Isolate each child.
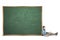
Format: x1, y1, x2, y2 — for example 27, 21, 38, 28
42, 26, 58, 36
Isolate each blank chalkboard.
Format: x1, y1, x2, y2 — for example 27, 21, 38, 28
3, 6, 42, 35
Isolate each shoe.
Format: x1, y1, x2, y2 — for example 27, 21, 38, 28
55, 32, 58, 35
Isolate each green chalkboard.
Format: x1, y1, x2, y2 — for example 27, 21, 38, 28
3, 6, 42, 35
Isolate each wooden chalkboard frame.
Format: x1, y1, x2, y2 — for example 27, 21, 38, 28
3, 6, 42, 36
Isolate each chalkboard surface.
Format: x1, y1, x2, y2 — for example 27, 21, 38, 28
3, 6, 42, 35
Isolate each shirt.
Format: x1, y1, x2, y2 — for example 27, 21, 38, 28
42, 29, 46, 36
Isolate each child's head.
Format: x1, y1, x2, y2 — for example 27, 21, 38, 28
43, 26, 45, 28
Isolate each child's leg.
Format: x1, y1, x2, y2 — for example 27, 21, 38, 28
46, 32, 58, 36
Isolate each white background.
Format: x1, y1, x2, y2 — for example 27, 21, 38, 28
0, 0, 60, 40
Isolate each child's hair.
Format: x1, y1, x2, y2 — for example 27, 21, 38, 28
43, 26, 45, 28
